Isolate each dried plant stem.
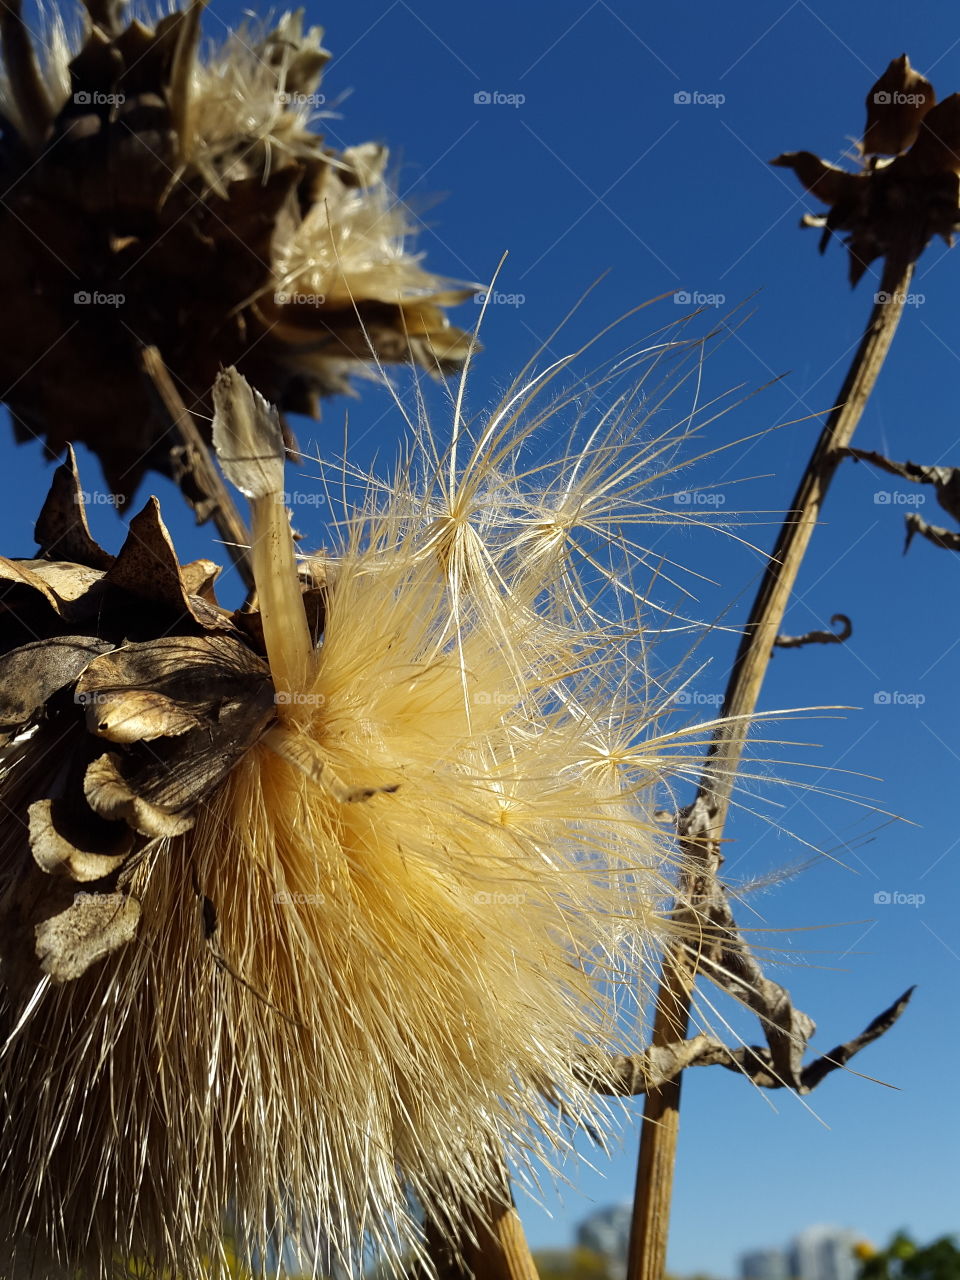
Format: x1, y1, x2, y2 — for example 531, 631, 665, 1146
627, 253, 915, 1280
139, 346, 255, 591
425, 1152, 540, 1280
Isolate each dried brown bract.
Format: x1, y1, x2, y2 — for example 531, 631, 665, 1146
0, 0, 472, 506
772, 54, 960, 282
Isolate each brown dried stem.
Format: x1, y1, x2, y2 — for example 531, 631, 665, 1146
581, 985, 914, 1095
424, 1149, 541, 1280
626, 252, 915, 1280
139, 346, 254, 591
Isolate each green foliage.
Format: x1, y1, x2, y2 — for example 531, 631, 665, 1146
858, 1232, 960, 1280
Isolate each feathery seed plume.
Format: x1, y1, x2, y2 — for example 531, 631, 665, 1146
0, 334, 722, 1277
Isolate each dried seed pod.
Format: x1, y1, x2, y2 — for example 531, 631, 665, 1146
0, 355, 713, 1278
0, 1, 472, 510
772, 54, 960, 282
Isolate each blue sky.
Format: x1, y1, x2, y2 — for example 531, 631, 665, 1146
3, 1, 960, 1276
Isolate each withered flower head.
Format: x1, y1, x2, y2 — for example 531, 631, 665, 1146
0, 0, 472, 506
0, 351, 717, 1277
772, 54, 960, 282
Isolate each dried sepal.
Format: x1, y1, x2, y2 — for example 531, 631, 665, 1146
28, 799, 132, 882
863, 54, 935, 156
101, 498, 233, 631
0, 637, 111, 744
33, 446, 114, 570
0, 469, 282, 1005
905, 94, 960, 176
771, 151, 866, 204
773, 55, 960, 280
34, 889, 141, 983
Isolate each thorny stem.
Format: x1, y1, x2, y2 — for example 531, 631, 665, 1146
627, 254, 916, 1280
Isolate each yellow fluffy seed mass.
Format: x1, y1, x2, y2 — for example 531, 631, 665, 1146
0, 337, 722, 1278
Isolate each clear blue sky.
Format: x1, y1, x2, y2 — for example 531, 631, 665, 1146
2, 1, 959, 1276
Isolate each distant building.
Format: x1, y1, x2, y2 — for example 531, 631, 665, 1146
576, 1205, 632, 1280
740, 1248, 789, 1280
788, 1226, 861, 1280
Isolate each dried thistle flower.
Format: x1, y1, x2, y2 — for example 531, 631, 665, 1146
0, 0, 471, 507
0, 343, 717, 1278
772, 54, 960, 282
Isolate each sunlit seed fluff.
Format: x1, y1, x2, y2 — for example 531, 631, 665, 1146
0, 338, 721, 1279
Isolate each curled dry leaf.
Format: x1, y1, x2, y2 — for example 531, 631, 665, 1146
774, 613, 853, 650
844, 446, 960, 552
